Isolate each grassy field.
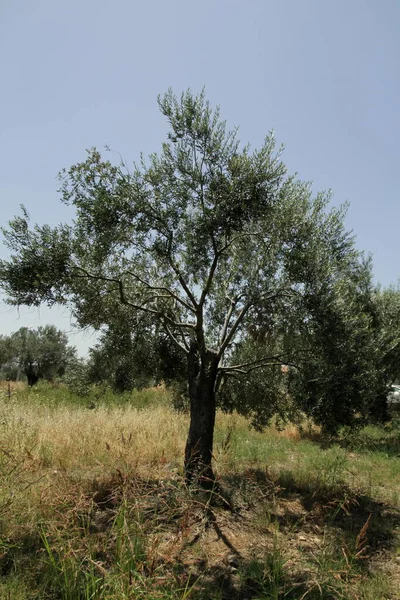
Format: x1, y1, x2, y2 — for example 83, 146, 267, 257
0, 382, 399, 599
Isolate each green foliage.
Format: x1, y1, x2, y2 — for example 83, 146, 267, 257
368, 285, 400, 420
0, 325, 76, 385
62, 356, 92, 396
287, 259, 386, 432
290, 280, 400, 430
0, 87, 392, 439
41, 529, 104, 600
86, 309, 186, 393
0, 334, 17, 379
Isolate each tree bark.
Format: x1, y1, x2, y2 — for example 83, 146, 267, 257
184, 342, 219, 486
26, 369, 39, 386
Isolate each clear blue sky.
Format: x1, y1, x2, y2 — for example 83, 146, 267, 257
1, 0, 399, 355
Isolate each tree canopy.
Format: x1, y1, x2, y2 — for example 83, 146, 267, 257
0, 325, 76, 385
85, 309, 186, 393
0, 89, 386, 481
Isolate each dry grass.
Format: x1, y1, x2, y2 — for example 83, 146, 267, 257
6, 402, 188, 475
0, 392, 259, 475
0, 387, 399, 599
0, 379, 26, 391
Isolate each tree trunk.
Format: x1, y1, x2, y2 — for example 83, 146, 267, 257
184, 342, 219, 486
26, 367, 39, 386
27, 373, 39, 387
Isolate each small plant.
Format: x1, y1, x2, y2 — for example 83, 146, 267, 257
111, 498, 147, 580
0, 444, 40, 518
41, 529, 104, 600
341, 513, 371, 572
239, 531, 290, 599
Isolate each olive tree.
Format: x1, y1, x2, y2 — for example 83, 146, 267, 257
0, 325, 75, 385
86, 309, 185, 392
0, 89, 366, 482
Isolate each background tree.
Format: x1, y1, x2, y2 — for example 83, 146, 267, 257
0, 334, 18, 381
0, 325, 76, 386
86, 309, 186, 393
217, 255, 387, 434
285, 258, 387, 431
365, 284, 400, 420
371, 285, 400, 381
0, 89, 375, 482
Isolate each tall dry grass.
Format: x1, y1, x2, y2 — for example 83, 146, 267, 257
0, 390, 312, 479
0, 387, 399, 599
1, 400, 185, 478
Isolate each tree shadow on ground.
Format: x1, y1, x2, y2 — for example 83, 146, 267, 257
222, 467, 400, 558
91, 467, 400, 562
298, 423, 400, 458
183, 561, 316, 600
339, 432, 400, 458
88, 471, 344, 598
3, 467, 396, 600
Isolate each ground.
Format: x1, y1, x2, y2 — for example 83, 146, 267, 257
0, 381, 399, 599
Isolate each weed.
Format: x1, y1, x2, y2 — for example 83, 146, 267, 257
41, 529, 104, 600
239, 531, 292, 599
0, 383, 399, 599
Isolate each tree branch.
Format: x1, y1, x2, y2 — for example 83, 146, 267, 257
217, 286, 301, 359
219, 356, 300, 375
219, 296, 240, 346
217, 301, 252, 359
167, 258, 198, 309
73, 267, 196, 331
199, 250, 220, 308
164, 323, 189, 355
220, 354, 284, 372
125, 270, 196, 314
219, 231, 265, 254
179, 329, 190, 352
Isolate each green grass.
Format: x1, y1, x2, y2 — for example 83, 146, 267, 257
2, 379, 171, 410
0, 382, 399, 599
